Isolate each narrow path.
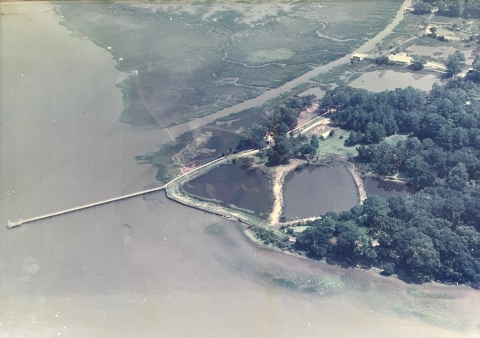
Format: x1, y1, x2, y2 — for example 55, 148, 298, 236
7, 184, 167, 228
7, 148, 259, 229
269, 160, 302, 225
347, 163, 367, 204
163, 0, 412, 141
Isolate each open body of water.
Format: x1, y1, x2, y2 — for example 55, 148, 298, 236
350, 70, 439, 92
283, 164, 359, 219
2, 2, 480, 338
183, 163, 272, 216
363, 177, 416, 199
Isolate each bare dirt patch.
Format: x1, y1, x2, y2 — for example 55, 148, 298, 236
304, 117, 332, 137
347, 162, 367, 204
269, 159, 303, 226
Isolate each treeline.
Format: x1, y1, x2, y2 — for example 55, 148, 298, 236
293, 193, 480, 286
324, 78, 480, 148
323, 84, 425, 145
236, 94, 319, 165
353, 79, 480, 188
284, 79, 480, 286
413, 0, 480, 18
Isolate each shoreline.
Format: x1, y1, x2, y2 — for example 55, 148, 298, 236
239, 219, 476, 290
268, 159, 304, 226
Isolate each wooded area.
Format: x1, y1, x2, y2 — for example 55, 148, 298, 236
287, 76, 480, 287
413, 0, 480, 18
236, 95, 319, 165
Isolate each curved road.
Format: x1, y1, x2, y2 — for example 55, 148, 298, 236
162, 0, 412, 141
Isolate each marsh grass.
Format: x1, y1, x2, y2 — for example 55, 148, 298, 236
57, 1, 400, 128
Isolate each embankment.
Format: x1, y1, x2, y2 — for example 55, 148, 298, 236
347, 162, 367, 204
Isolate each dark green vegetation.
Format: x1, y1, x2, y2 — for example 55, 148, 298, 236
56, 1, 400, 127
414, 0, 480, 19
410, 55, 427, 70
250, 225, 290, 249
445, 50, 466, 78
237, 95, 321, 165
286, 77, 480, 287
375, 55, 394, 66
324, 83, 424, 146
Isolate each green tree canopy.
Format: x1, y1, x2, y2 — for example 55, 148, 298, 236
445, 50, 466, 77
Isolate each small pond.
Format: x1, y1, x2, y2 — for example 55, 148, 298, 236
183, 162, 272, 216
362, 177, 415, 199
283, 164, 359, 219
349, 70, 439, 92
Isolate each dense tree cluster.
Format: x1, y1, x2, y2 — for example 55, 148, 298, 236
414, 0, 480, 18
466, 53, 480, 82
323, 83, 425, 145
354, 80, 480, 181
413, 1, 434, 15
236, 95, 319, 164
294, 194, 480, 285
250, 225, 291, 249
410, 55, 427, 71
285, 79, 480, 286
445, 50, 466, 78
375, 55, 393, 66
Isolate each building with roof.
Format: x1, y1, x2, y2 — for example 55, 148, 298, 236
388, 54, 412, 65
351, 53, 371, 62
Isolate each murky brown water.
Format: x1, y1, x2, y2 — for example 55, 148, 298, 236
183, 163, 272, 216
2, 3, 480, 337
283, 164, 359, 219
363, 177, 416, 199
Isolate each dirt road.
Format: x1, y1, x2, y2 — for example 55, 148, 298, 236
269, 160, 302, 225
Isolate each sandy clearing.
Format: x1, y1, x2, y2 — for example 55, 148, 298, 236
347, 162, 367, 204
281, 216, 322, 226
268, 159, 303, 226
298, 117, 331, 135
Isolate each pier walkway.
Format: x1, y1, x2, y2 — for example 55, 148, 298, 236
6, 150, 251, 229
7, 185, 167, 228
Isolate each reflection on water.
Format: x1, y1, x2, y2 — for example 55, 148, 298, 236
350, 70, 439, 92
363, 177, 416, 199
283, 164, 358, 219
183, 162, 272, 216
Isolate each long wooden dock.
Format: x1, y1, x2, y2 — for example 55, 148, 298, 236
6, 147, 256, 229
7, 185, 167, 228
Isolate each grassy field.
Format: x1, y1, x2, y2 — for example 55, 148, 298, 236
57, 1, 401, 128
316, 129, 358, 158
313, 131, 408, 160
